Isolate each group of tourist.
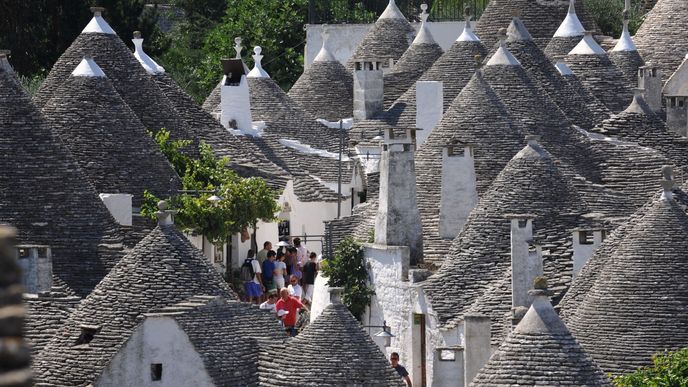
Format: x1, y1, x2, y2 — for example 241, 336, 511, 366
241, 238, 320, 336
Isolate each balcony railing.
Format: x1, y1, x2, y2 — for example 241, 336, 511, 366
307, 0, 489, 24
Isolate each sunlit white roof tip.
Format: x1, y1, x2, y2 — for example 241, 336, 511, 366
569, 33, 606, 55
379, 0, 406, 20
132, 35, 165, 74
554, 0, 585, 37
554, 60, 573, 75
612, 21, 637, 52
486, 46, 521, 66
507, 17, 533, 41
314, 28, 337, 62
413, 5, 436, 45
457, 18, 480, 42
71, 57, 106, 77
82, 8, 116, 35
247, 46, 270, 78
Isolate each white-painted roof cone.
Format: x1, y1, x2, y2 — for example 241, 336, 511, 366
554, 0, 585, 38
412, 4, 436, 45
132, 32, 165, 75
612, 13, 637, 52
314, 26, 337, 62
379, 0, 406, 20
569, 32, 606, 55
457, 8, 480, 42
247, 46, 270, 78
487, 31, 520, 66
71, 56, 106, 77
82, 7, 116, 35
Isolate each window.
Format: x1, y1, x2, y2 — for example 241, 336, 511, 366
75, 326, 100, 345
679, 98, 685, 108
17, 248, 29, 259
578, 231, 594, 245
150, 364, 163, 381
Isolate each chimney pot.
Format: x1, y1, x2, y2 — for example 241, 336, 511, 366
328, 287, 344, 304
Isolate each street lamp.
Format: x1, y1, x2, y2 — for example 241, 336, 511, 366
367, 320, 395, 347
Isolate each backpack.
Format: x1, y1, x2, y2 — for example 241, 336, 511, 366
240, 258, 255, 282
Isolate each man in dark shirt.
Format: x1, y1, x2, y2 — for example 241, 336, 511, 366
391, 352, 412, 387
302, 252, 318, 301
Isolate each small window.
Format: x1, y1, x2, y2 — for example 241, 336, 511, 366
671, 97, 677, 107
17, 248, 30, 259
679, 99, 685, 108
151, 364, 163, 381
578, 231, 594, 245
75, 326, 100, 345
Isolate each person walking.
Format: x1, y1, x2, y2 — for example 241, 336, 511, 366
260, 291, 278, 313
240, 249, 264, 304
257, 241, 272, 264
262, 250, 276, 292
302, 252, 319, 302
287, 275, 303, 301
274, 252, 287, 290
391, 352, 412, 387
275, 288, 307, 337
293, 237, 308, 269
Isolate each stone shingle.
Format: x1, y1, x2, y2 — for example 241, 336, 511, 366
32, 222, 235, 386
0, 55, 124, 297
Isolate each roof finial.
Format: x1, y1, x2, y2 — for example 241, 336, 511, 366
0, 49, 10, 57
314, 25, 337, 62
156, 200, 177, 226
660, 166, 675, 201
529, 276, 554, 297
247, 46, 270, 78
474, 54, 483, 68
234, 37, 243, 59
90, 6, 105, 16
132, 32, 165, 74
379, 0, 405, 20
613, 9, 637, 52
457, 6, 479, 42
498, 27, 508, 47
329, 287, 344, 304
526, 134, 541, 146
510, 8, 522, 18
568, 0, 577, 14
420, 3, 429, 23
72, 55, 106, 77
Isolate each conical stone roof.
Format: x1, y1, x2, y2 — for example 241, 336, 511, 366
41, 57, 180, 205
562, 185, 688, 375
544, 0, 587, 60
475, 0, 597, 48
565, 34, 634, 113
267, 296, 404, 386
501, 16, 606, 129
422, 140, 592, 328
288, 30, 354, 121
470, 283, 610, 386
346, 0, 415, 69
349, 20, 487, 144
32, 212, 235, 386
33, 8, 193, 143
0, 53, 124, 297
382, 11, 443, 107
609, 18, 644, 89
634, 0, 688, 82
415, 71, 525, 264
555, 60, 613, 120
591, 91, 688, 169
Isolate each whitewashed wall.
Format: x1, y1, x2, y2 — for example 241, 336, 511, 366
97, 318, 213, 386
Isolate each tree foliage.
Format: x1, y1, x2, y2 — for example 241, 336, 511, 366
321, 237, 375, 320
142, 129, 279, 245
583, 0, 646, 37
614, 348, 688, 387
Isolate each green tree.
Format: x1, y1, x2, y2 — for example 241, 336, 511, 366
584, 0, 646, 37
321, 236, 375, 320
614, 348, 688, 387
142, 129, 279, 246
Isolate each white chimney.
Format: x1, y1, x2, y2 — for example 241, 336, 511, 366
16, 245, 52, 294
99, 193, 133, 226
638, 65, 663, 112
439, 143, 478, 239
353, 61, 384, 121
572, 228, 605, 277
463, 314, 492, 387
220, 57, 252, 131
132, 31, 165, 75
507, 215, 543, 309
375, 128, 424, 264
415, 81, 443, 145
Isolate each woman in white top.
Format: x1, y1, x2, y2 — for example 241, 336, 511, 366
273, 253, 287, 290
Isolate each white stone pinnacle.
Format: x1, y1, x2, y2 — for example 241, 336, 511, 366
379, 0, 406, 20
314, 27, 337, 62
234, 37, 243, 59
132, 36, 165, 75
569, 33, 606, 55
612, 19, 637, 52
247, 46, 270, 78
82, 10, 116, 35
554, 0, 585, 38
71, 56, 106, 77
457, 16, 479, 41
412, 5, 436, 45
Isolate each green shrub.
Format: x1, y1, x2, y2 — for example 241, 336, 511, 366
614, 347, 688, 387
584, 0, 646, 37
321, 236, 375, 320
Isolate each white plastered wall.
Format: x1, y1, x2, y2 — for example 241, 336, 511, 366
97, 317, 214, 387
